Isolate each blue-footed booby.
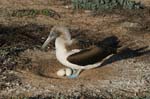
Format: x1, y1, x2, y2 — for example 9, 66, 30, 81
42, 26, 125, 78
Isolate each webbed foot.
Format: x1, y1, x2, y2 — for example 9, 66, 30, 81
67, 69, 82, 79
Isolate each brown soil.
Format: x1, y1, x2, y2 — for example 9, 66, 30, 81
0, 0, 150, 98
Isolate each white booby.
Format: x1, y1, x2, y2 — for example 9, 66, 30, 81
42, 26, 125, 78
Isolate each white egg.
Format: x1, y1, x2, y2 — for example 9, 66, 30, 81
65, 68, 73, 76
56, 69, 66, 77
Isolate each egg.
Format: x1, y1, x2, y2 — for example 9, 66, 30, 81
56, 69, 66, 77
65, 68, 73, 76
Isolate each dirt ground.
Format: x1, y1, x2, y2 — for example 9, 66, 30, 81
0, 0, 150, 98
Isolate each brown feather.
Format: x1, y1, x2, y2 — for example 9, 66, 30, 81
67, 45, 116, 66
66, 36, 122, 66
66, 38, 97, 51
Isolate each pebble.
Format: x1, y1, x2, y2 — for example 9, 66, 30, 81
121, 22, 141, 28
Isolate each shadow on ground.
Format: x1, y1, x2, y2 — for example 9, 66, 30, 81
102, 46, 150, 66
0, 24, 52, 48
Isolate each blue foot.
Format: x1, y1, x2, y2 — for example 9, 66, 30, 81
67, 69, 82, 79
67, 74, 78, 79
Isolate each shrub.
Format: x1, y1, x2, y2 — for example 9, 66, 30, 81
71, 0, 143, 10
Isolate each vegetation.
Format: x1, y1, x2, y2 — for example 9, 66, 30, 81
71, 0, 143, 10
9, 96, 150, 99
11, 9, 60, 18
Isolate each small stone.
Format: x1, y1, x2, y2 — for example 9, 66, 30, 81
121, 22, 141, 28
65, 5, 72, 9
41, 37, 45, 40
65, 6, 69, 9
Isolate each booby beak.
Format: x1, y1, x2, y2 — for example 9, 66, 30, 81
41, 31, 57, 50
41, 36, 54, 49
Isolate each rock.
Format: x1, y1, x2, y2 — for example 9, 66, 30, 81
121, 22, 141, 28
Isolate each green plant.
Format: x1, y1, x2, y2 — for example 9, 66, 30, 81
11, 9, 58, 17
71, 0, 143, 10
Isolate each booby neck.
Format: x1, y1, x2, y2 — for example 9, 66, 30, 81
55, 37, 67, 52
55, 36, 73, 54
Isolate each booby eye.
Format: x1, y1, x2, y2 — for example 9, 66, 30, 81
49, 32, 58, 38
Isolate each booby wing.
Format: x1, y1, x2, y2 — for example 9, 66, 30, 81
67, 45, 116, 66
66, 38, 97, 51
66, 36, 135, 67
65, 36, 120, 66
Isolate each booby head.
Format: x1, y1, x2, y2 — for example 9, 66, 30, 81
42, 26, 72, 49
